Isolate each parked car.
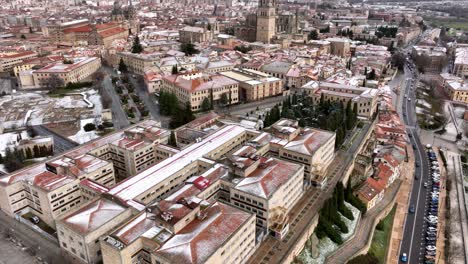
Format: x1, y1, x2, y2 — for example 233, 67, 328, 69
401, 253, 408, 262
30, 216, 40, 224
426, 245, 437, 251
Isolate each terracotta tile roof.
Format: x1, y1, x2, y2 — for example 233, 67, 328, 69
234, 157, 302, 198
33, 171, 74, 191
63, 25, 92, 34
154, 202, 252, 264
99, 27, 127, 38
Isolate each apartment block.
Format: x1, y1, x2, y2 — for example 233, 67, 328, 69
454, 46, 468, 78
439, 73, 468, 103
101, 166, 256, 264
301, 81, 379, 119
220, 146, 304, 239
0, 120, 166, 229
19, 57, 102, 89
0, 50, 37, 73
88, 124, 170, 180
270, 119, 335, 187
412, 46, 447, 72
115, 52, 162, 75
161, 72, 239, 111
0, 153, 116, 229
220, 68, 282, 102
57, 198, 134, 263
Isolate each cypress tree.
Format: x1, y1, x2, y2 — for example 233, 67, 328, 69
168, 131, 177, 147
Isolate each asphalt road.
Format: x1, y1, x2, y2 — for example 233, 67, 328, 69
398, 62, 431, 263
102, 75, 130, 130
127, 75, 161, 122
0, 211, 64, 264
32, 125, 78, 154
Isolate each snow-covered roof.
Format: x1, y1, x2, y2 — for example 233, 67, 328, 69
283, 128, 335, 156
61, 199, 127, 234
108, 125, 246, 201
154, 202, 252, 263
232, 157, 302, 199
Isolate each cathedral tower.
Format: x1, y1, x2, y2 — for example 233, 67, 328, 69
256, 0, 277, 43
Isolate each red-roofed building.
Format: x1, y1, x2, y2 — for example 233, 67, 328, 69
57, 198, 133, 264
161, 72, 239, 111
221, 154, 304, 239
0, 50, 37, 72
102, 202, 256, 264
49, 21, 128, 48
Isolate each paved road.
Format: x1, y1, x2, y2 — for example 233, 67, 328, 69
398, 62, 431, 264
247, 121, 372, 264
32, 125, 78, 154
102, 75, 130, 130
127, 75, 161, 122
0, 211, 64, 264
326, 180, 401, 263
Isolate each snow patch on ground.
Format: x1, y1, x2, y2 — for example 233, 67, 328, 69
54, 96, 88, 109
417, 99, 431, 109
68, 118, 99, 144
86, 90, 103, 116
340, 202, 361, 241
416, 107, 427, 114
297, 202, 361, 264
0, 164, 6, 174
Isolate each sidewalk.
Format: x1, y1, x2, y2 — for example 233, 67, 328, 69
326, 180, 401, 263
435, 148, 447, 264
387, 145, 416, 263
445, 151, 468, 264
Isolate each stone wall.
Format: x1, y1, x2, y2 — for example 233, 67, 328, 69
280, 214, 319, 264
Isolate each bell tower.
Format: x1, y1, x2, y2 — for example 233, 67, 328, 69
256, 0, 277, 43
127, 0, 139, 35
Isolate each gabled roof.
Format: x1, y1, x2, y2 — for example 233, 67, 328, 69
234, 157, 302, 199
154, 202, 251, 264
283, 128, 334, 156
62, 199, 127, 234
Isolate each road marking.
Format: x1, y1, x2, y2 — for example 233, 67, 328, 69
401, 68, 426, 264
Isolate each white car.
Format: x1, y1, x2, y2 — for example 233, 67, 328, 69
426, 245, 436, 251
407, 98, 412, 101
428, 227, 437, 232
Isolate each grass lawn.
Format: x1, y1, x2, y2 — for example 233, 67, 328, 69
21, 212, 56, 236
368, 205, 397, 263
424, 16, 468, 31
47, 87, 75, 97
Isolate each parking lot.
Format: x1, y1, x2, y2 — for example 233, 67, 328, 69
417, 146, 440, 264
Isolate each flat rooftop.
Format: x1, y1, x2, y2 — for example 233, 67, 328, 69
108, 125, 246, 201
